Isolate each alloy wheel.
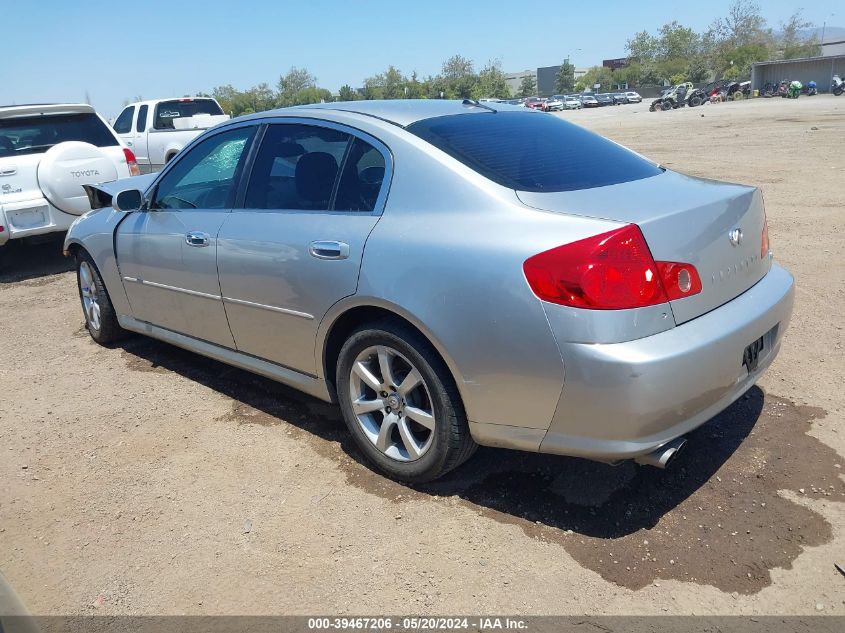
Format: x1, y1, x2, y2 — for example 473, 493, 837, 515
79, 261, 102, 331
348, 345, 436, 462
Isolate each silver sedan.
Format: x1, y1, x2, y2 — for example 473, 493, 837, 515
65, 100, 793, 482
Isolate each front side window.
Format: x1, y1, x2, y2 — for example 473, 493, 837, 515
113, 106, 134, 134
408, 111, 662, 193
151, 126, 254, 210
153, 99, 224, 130
244, 124, 351, 211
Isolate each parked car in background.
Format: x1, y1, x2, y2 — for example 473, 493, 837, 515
0, 103, 137, 261
523, 97, 545, 110
625, 91, 643, 103
543, 97, 564, 112
611, 93, 628, 105
113, 97, 229, 173
580, 94, 599, 108
66, 99, 793, 483
595, 93, 614, 106
563, 96, 582, 110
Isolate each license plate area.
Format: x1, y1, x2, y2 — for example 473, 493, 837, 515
742, 336, 765, 372
9, 206, 49, 229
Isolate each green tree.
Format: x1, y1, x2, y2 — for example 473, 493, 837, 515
627, 30, 660, 63
518, 74, 537, 97
574, 66, 613, 92
338, 85, 358, 101
779, 10, 819, 59
554, 61, 575, 94
442, 54, 477, 98
474, 60, 510, 99
277, 67, 317, 106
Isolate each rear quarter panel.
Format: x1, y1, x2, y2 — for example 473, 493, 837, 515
333, 121, 622, 430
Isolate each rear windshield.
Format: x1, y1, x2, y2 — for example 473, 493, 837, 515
153, 99, 224, 130
407, 111, 662, 193
0, 112, 118, 158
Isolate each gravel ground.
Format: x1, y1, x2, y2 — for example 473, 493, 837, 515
0, 95, 843, 616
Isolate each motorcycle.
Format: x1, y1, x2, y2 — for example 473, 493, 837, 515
787, 80, 802, 99
833, 74, 844, 96
804, 81, 817, 96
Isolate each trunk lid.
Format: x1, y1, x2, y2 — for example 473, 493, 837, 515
517, 170, 771, 324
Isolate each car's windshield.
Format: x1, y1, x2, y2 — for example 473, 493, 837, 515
0, 112, 118, 158
153, 99, 224, 130
407, 111, 662, 193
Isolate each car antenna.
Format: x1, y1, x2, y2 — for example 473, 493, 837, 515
462, 99, 496, 113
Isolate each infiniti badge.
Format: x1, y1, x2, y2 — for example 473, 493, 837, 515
728, 228, 743, 247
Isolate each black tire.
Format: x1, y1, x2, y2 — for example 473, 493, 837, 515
834, 87, 843, 96
661, 100, 673, 111
690, 96, 702, 107
75, 250, 125, 345
336, 319, 477, 483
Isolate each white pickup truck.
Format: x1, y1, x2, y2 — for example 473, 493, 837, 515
112, 97, 229, 173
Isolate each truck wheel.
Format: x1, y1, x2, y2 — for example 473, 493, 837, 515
76, 251, 125, 345
336, 320, 477, 483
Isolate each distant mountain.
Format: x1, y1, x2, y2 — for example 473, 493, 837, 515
797, 26, 845, 43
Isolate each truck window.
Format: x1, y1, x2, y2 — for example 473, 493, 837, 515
113, 106, 134, 134
136, 105, 148, 133
153, 99, 224, 131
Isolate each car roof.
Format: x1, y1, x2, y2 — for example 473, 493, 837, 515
259, 99, 528, 127
0, 103, 96, 119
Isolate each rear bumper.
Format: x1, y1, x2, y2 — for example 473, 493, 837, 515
539, 263, 794, 460
0, 197, 76, 243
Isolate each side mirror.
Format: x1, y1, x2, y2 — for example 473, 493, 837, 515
113, 189, 144, 213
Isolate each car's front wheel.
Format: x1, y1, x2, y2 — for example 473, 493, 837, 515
76, 251, 124, 345
336, 320, 476, 483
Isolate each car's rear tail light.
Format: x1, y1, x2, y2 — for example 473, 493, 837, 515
656, 262, 702, 300
761, 214, 770, 259
523, 224, 702, 310
123, 147, 141, 177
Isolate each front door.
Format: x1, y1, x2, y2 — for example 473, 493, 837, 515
217, 122, 389, 375
116, 125, 256, 347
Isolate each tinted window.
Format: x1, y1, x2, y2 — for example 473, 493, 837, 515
407, 112, 662, 193
113, 106, 134, 134
334, 138, 386, 212
153, 99, 224, 130
136, 105, 148, 133
152, 126, 254, 210
0, 112, 119, 159
244, 124, 350, 211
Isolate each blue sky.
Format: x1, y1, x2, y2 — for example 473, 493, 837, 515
1, 0, 839, 117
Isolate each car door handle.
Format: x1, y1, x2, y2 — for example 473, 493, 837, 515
185, 231, 211, 247
309, 240, 349, 260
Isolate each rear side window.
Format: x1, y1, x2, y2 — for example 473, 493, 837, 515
244, 124, 351, 211
113, 106, 134, 134
136, 105, 148, 132
153, 99, 224, 130
0, 112, 119, 159
334, 138, 386, 212
407, 111, 662, 193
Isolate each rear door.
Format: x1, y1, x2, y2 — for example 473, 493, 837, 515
131, 104, 150, 170
116, 124, 257, 347
216, 120, 390, 375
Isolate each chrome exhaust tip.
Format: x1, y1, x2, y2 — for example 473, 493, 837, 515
634, 437, 687, 469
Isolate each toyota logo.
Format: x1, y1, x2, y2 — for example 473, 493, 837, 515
728, 228, 743, 247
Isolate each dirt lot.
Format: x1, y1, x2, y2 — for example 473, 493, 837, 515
1, 95, 844, 616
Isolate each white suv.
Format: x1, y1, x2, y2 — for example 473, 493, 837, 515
0, 104, 138, 257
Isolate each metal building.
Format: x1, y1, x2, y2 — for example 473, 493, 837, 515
751, 55, 845, 93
